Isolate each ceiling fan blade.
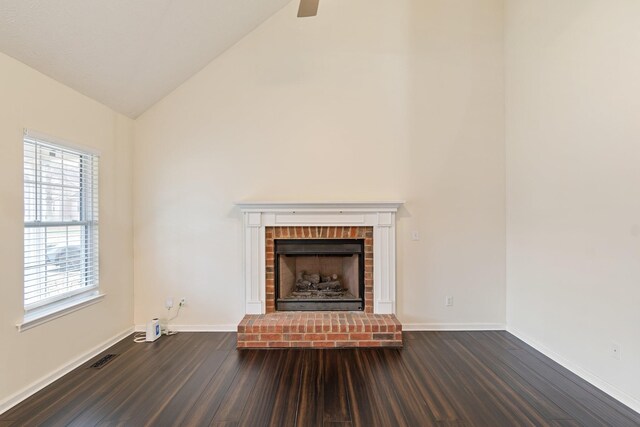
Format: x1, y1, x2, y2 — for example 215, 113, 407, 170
298, 0, 319, 17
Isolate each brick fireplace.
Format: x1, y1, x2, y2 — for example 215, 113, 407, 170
266, 226, 373, 313
236, 202, 403, 349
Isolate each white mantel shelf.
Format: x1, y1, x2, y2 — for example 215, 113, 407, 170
237, 201, 405, 315
236, 201, 404, 213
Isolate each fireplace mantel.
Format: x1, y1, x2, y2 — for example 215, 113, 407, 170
236, 201, 404, 213
237, 201, 404, 315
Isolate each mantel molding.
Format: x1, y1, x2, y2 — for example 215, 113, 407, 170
237, 201, 403, 315
236, 201, 404, 213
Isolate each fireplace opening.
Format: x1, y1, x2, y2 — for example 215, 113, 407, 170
275, 239, 365, 311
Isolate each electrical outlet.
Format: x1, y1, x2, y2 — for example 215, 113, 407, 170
180, 298, 186, 307
411, 231, 420, 241
445, 296, 453, 307
610, 342, 621, 360
165, 298, 174, 309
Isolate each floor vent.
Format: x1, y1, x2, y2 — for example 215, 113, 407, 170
90, 354, 119, 369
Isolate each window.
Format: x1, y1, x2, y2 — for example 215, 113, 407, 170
23, 131, 99, 313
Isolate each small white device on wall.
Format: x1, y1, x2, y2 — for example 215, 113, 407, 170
146, 318, 161, 342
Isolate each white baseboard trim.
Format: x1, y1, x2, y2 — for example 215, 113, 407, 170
134, 324, 237, 332
402, 323, 506, 331
507, 327, 640, 414
0, 326, 133, 416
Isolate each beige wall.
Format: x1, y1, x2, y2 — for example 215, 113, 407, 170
133, 0, 506, 329
0, 52, 134, 407
506, 0, 640, 407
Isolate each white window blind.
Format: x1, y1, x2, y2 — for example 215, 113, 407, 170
24, 132, 99, 310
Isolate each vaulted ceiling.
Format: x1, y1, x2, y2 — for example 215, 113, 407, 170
0, 0, 292, 118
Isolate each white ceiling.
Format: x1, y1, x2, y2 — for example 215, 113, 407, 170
0, 0, 292, 118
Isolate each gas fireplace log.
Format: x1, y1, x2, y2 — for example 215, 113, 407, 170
303, 273, 321, 284
317, 280, 341, 291
295, 280, 313, 291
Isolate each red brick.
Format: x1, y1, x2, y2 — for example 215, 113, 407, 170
373, 333, 395, 340
312, 341, 337, 348
350, 333, 372, 340
261, 333, 282, 341
237, 313, 402, 349
304, 333, 326, 341
326, 333, 349, 341
284, 333, 303, 341
238, 333, 259, 341
357, 341, 382, 347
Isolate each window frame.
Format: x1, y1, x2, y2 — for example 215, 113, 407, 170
20, 129, 102, 330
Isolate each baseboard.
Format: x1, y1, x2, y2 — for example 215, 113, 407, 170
0, 326, 134, 416
507, 326, 640, 414
136, 323, 505, 333
402, 323, 506, 331
134, 324, 237, 332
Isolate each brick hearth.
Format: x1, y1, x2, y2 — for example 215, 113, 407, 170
237, 312, 403, 349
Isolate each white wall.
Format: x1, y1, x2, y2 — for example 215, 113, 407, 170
0, 52, 134, 409
134, 0, 506, 329
506, 0, 640, 408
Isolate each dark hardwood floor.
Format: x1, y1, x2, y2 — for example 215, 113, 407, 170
1, 331, 638, 426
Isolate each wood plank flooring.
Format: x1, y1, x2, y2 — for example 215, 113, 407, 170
1, 331, 638, 426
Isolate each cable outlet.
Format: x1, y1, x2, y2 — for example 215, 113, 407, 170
445, 296, 453, 307
610, 342, 621, 360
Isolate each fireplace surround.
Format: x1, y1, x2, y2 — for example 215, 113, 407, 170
236, 202, 404, 349
237, 201, 402, 315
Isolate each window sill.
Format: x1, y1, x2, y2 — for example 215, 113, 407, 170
16, 292, 105, 332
